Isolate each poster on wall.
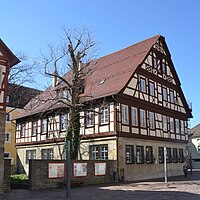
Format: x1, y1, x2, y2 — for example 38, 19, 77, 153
48, 162, 65, 179
95, 162, 106, 176
73, 162, 87, 177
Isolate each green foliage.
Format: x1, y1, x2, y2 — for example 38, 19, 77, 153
10, 174, 29, 184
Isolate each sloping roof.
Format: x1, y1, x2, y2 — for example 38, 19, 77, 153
7, 83, 42, 109
0, 39, 20, 67
191, 124, 200, 138
16, 35, 167, 118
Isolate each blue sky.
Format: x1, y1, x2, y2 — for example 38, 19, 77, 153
1, 0, 200, 127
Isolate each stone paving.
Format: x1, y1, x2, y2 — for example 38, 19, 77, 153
1, 170, 200, 200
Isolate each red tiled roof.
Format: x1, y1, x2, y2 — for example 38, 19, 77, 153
17, 35, 161, 118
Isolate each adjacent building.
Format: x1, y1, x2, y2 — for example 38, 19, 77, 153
15, 35, 192, 181
5, 83, 41, 173
190, 124, 200, 168
0, 39, 19, 193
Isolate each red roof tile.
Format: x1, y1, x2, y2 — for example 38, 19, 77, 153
17, 35, 161, 118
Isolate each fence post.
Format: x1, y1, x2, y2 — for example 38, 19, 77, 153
66, 140, 70, 198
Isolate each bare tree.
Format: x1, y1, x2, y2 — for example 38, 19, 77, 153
42, 27, 96, 159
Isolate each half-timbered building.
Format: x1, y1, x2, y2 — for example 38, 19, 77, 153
0, 39, 19, 193
16, 35, 192, 181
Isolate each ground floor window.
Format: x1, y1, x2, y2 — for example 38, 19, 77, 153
172, 148, 179, 163
158, 147, 164, 163
179, 148, 184, 162
26, 150, 36, 164
90, 145, 108, 160
41, 148, 54, 159
136, 146, 144, 164
126, 145, 134, 164
146, 146, 153, 163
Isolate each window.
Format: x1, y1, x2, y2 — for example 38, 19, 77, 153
149, 82, 155, 96
163, 116, 168, 132
4, 152, 10, 159
6, 113, 11, 122
86, 111, 94, 127
175, 119, 180, 134
162, 87, 167, 101
170, 117, 174, 133
198, 146, 200, 153
32, 121, 37, 136
20, 124, 26, 138
180, 120, 184, 134
58, 88, 71, 100
90, 145, 108, 160
122, 105, 129, 124
179, 148, 184, 163
140, 78, 146, 93
170, 90, 174, 103
5, 133, 11, 143
149, 112, 155, 129
41, 148, 54, 159
131, 107, 138, 126
158, 147, 164, 163
146, 146, 153, 163
60, 114, 67, 131
172, 148, 178, 163
6, 96, 10, 103
42, 119, 47, 134
26, 150, 36, 164
140, 109, 146, 128
126, 145, 134, 164
100, 105, 109, 124
166, 148, 172, 163
136, 146, 144, 164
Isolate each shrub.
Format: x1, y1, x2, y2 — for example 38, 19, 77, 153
10, 174, 29, 184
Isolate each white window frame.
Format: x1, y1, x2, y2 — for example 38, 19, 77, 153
170, 90, 174, 103
131, 107, 138, 126
100, 105, 109, 125
162, 115, 168, 132
149, 112, 155, 129
162, 87, 167, 101
20, 123, 26, 138
180, 120, 184, 134
140, 109, 146, 128
32, 121, 37, 136
122, 104, 129, 124
140, 78, 146, 93
42, 118, 47, 134
60, 113, 67, 131
149, 82, 155, 96
170, 117, 174, 133
175, 119, 180, 134
86, 111, 94, 127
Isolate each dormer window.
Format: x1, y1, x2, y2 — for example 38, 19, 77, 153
58, 88, 71, 100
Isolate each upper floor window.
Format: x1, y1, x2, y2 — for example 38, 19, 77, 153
42, 119, 47, 134
149, 82, 155, 96
169, 117, 174, 133
100, 105, 109, 125
20, 124, 26, 138
140, 78, 146, 93
131, 107, 138, 126
162, 115, 168, 132
170, 90, 174, 103
180, 120, 185, 134
6, 96, 10, 103
58, 88, 71, 100
149, 112, 155, 129
5, 132, 11, 143
60, 113, 67, 131
86, 111, 94, 127
175, 119, 180, 134
140, 109, 146, 128
162, 87, 167, 101
32, 121, 37, 136
122, 104, 129, 124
